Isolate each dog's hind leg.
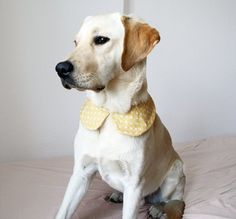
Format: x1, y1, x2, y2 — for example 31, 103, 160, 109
149, 200, 185, 219
149, 175, 186, 218
148, 160, 185, 219
161, 176, 186, 219
149, 199, 185, 219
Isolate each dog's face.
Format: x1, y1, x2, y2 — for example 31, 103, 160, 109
55, 13, 160, 91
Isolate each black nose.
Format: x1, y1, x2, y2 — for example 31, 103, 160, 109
55, 61, 74, 78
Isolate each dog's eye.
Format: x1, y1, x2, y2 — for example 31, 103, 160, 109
74, 40, 78, 46
94, 36, 110, 45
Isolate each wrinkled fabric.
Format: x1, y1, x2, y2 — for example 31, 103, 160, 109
0, 136, 236, 219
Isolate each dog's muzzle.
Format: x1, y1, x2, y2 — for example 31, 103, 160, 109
55, 60, 105, 92
55, 61, 74, 89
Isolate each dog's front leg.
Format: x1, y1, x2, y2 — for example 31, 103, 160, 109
55, 164, 96, 219
122, 184, 142, 219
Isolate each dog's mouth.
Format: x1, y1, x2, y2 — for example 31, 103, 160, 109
61, 79, 105, 92
94, 86, 105, 92
61, 79, 74, 90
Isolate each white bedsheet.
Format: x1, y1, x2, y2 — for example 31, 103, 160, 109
178, 136, 236, 219
0, 135, 236, 219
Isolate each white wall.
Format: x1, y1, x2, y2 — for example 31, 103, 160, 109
0, 0, 235, 161
0, 0, 123, 161
127, 0, 236, 142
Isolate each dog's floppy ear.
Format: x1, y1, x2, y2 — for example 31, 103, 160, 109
121, 16, 160, 71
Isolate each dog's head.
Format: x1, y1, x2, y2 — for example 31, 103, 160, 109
55, 13, 160, 91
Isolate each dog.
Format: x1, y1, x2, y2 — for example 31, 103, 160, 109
55, 13, 185, 219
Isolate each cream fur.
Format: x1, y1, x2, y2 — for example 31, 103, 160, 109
55, 13, 185, 219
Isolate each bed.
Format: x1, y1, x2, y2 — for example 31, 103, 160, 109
0, 135, 236, 219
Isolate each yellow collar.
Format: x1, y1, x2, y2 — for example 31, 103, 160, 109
80, 96, 156, 136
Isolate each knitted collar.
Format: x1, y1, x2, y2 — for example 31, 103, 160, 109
80, 96, 156, 136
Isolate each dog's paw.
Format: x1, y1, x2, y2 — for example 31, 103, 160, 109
149, 204, 166, 219
105, 192, 123, 203
164, 200, 185, 219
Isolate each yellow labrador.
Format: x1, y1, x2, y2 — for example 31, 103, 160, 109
55, 13, 185, 219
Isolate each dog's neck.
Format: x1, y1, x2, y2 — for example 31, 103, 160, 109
86, 60, 149, 114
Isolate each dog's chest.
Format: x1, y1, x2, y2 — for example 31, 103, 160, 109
98, 158, 130, 192
99, 118, 147, 190
75, 117, 148, 191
